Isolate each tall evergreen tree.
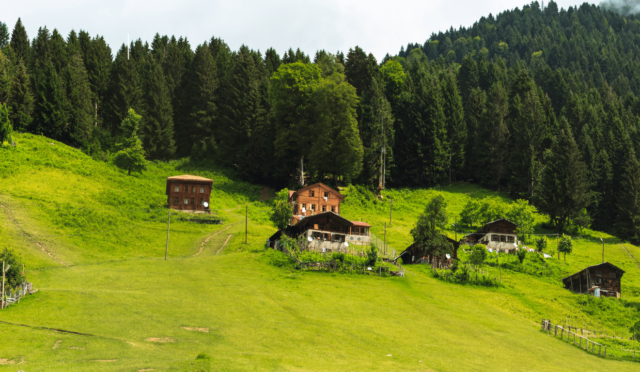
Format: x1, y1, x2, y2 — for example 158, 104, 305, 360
440, 69, 466, 183
84, 35, 112, 128
616, 153, 640, 244
31, 59, 66, 140
105, 44, 143, 139
63, 53, 93, 148
141, 57, 175, 159
9, 18, 30, 65
0, 22, 9, 48
536, 118, 592, 232
476, 83, 510, 188
179, 42, 218, 158
8, 61, 34, 132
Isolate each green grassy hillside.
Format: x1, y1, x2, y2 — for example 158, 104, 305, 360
1, 133, 640, 371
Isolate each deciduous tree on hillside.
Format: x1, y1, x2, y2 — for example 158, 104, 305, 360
113, 108, 146, 176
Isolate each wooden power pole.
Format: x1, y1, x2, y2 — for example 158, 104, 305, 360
384, 223, 387, 256
165, 209, 171, 260
1, 261, 5, 310
389, 198, 393, 226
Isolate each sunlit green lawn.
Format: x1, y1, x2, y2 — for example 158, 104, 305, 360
1, 133, 640, 371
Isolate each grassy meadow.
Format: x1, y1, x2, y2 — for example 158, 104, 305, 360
1, 133, 640, 371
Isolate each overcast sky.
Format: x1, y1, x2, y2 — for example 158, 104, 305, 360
3, 0, 598, 60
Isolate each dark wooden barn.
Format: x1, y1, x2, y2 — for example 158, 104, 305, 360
396, 235, 460, 268
561, 262, 625, 298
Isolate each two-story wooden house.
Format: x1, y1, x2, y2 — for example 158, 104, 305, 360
288, 182, 345, 222
461, 218, 519, 253
166, 175, 213, 213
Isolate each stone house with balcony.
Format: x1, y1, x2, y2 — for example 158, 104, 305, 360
166, 175, 213, 213
461, 218, 519, 253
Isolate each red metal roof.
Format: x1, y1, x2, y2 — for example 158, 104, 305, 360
167, 175, 213, 182
351, 221, 371, 227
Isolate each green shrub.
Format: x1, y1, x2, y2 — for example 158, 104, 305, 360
196, 352, 211, 360
516, 248, 527, 264
366, 245, 378, 266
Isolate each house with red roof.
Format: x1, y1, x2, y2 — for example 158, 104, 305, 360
166, 175, 213, 213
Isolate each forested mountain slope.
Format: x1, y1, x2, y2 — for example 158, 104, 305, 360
2, 1, 640, 237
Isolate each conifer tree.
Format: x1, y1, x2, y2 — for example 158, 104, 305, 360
0, 103, 11, 144
477, 83, 510, 187
536, 118, 592, 232
179, 42, 218, 158
141, 57, 175, 159
32, 59, 66, 140
0, 50, 11, 104
105, 44, 143, 139
458, 54, 479, 103
49, 29, 68, 74
63, 53, 93, 148
8, 61, 34, 131
84, 35, 112, 128
163, 36, 193, 135
0, 22, 9, 48
465, 88, 486, 179
218, 46, 267, 181
616, 153, 640, 244
264, 47, 281, 74
10, 18, 30, 64
440, 69, 466, 183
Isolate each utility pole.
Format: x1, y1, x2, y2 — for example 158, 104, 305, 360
454, 218, 457, 241
601, 238, 604, 263
384, 223, 387, 257
1, 261, 7, 310
165, 209, 171, 260
389, 198, 393, 226
245, 205, 248, 244
557, 234, 559, 260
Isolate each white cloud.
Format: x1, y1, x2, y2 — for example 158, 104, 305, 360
3, 0, 597, 60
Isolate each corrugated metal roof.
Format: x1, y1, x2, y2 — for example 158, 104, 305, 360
167, 175, 213, 182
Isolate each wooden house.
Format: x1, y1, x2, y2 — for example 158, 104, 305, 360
267, 211, 371, 253
562, 262, 624, 298
166, 175, 213, 213
288, 182, 345, 222
396, 236, 460, 268
461, 218, 519, 253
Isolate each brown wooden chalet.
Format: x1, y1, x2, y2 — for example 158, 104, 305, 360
166, 175, 213, 213
562, 262, 624, 298
396, 236, 460, 268
289, 182, 345, 222
267, 211, 371, 253
461, 218, 519, 253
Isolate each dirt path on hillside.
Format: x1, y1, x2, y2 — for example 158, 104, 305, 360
0, 204, 68, 267
216, 234, 233, 255
260, 186, 269, 201
621, 245, 640, 269
192, 224, 236, 256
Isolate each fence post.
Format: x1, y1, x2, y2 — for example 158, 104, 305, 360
555, 325, 558, 337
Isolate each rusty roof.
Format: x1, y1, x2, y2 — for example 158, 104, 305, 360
351, 221, 371, 227
167, 175, 213, 182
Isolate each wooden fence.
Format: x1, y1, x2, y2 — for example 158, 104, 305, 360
1, 282, 36, 309
541, 320, 638, 362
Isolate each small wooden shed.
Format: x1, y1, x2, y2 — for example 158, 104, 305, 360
561, 262, 625, 298
396, 235, 460, 267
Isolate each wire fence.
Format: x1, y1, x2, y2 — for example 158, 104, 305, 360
541, 320, 639, 362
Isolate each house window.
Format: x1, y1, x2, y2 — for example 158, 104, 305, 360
174, 185, 180, 192
500, 235, 506, 242
199, 199, 204, 206
610, 272, 616, 279
310, 191, 315, 197
331, 206, 335, 212
595, 271, 602, 277
174, 197, 179, 204
301, 203, 306, 211
491, 235, 499, 241
191, 186, 196, 193
324, 192, 329, 198
191, 198, 195, 205
200, 186, 204, 193
310, 204, 315, 211
184, 198, 189, 205
507, 236, 514, 243
322, 205, 326, 212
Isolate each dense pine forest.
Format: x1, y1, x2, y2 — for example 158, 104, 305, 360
2, 1, 640, 239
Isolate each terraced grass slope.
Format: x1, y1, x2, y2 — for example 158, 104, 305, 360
0, 133, 639, 371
